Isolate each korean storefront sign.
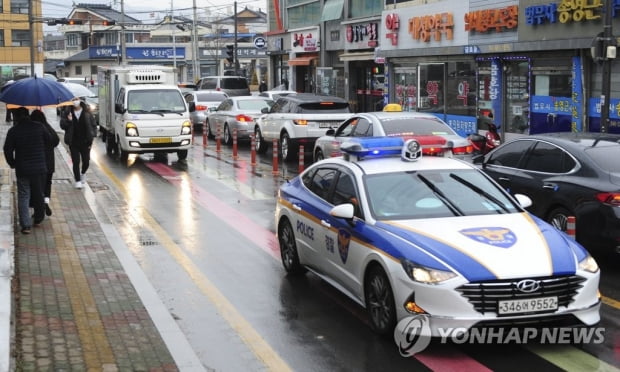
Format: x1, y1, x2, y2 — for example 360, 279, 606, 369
345, 22, 379, 49
291, 27, 320, 53
524, 0, 606, 25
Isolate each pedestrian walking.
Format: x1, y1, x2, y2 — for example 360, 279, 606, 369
31, 109, 60, 215
259, 80, 268, 93
60, 98, 97, 189
3, 107, 51, 234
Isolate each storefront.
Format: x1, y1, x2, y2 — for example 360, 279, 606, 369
288, 27, 320, 93
379, 1, 620, 138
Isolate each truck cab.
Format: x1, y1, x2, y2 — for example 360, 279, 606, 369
98, 65, 195, 162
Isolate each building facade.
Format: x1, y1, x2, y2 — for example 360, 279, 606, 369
264, 0, 620, 138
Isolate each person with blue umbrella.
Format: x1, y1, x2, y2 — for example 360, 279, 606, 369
3, 107, 52, 234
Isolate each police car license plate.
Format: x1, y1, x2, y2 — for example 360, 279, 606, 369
150, 137, 172, 144
498, 296, 558, 315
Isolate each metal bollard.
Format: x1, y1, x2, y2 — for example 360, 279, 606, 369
232, 128, 238, 160
250, 134, 257, 166
298, 145, 305, 173
216, 125, 221, 152
272, 139, 279, 175
566, 216, 576, 240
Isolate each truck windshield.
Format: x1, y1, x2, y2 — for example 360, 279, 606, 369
127, 89, 186, 114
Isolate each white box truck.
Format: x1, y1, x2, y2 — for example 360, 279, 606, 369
97, 65, 195, 161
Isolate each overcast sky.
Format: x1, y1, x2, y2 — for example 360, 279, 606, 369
41, 0, 267, 25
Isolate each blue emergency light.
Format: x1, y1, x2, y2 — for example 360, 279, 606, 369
340, 137, 422, 162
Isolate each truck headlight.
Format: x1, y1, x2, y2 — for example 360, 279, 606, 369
181, 120, 192, 135
401, 259, 457, 284
126, 122, 138, 137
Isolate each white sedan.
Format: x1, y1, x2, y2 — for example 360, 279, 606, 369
275, 137, 600, 336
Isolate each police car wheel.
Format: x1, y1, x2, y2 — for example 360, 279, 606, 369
278, 219, 306, 275
364, 265, 396, 336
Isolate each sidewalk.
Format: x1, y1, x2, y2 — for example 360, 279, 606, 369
0, 108, 205, 371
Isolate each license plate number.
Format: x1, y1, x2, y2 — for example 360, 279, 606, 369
150, 137, 172, 143
319, 122, 332, 128
498, 296, 558, 315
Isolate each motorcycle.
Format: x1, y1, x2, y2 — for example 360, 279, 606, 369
467, 121, 501, 155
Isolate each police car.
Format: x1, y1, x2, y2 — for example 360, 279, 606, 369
275, 137, 600, 336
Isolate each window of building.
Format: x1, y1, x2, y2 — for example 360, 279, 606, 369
104, 32, 117, 45
10, 0, 28, 14
11, 30, 30, 46
394, 66, 417, 112
418, 63, 444, 114
350, 0, 383, 18
90, 65, 97, 75
75, 66, 82, 75
0, 30, 4, 47
287, 2, 320, 29
446, 61, 476, 118
67, 33, 80, 47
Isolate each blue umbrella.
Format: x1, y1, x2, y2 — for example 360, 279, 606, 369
0, 75, 75, 109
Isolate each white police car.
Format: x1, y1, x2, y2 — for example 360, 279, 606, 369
275, 137, 600, 336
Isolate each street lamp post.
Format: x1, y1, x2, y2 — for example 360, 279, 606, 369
193, 0, 200, 81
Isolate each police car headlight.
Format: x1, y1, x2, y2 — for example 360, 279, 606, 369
578, 254, 599, 273
401, 259, 457, 284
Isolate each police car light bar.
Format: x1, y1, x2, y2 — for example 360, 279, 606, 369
340, 137, 422, 162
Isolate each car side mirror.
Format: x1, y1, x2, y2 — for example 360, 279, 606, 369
325, 128, 335, 136
514, 194, 532, 209
472, 154, 485, 165
261, 107, 270, 114
188, 102, 196, 112
114, 103, 125, 114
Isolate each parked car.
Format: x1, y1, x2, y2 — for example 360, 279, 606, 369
313, 111, 473, 162
206, 96, 274, 144
258, 90, 297, 101
474, 132, 620, 254
276, 136, 600, 336
195, 76, 251, 96
254, 93, 353, 161
184, 90, 228, 129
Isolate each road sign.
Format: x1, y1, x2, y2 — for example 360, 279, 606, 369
254, 37, 266, 49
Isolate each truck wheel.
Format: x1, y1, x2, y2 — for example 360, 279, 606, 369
105, 133, 116, 156
177, 150, 188, 160
255, 127, 267, 154
117, 140, 128, 162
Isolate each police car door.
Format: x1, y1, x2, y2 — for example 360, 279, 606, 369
297, 166, 339, 273
321, 168, 366, 298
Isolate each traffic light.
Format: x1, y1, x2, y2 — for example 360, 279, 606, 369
225, 45, 234, 64
102, 20, 116, 26
67, 19, 84, 25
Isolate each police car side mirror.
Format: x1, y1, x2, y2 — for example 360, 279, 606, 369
114, 103, 125, 114
330, 204, 355, 220
514, 194, 532, 209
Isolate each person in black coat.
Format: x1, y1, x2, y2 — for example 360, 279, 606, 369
60, 98, 97, 189
3, 107, 51, 233
259, 80, 268, 93
31, 109, 59, 216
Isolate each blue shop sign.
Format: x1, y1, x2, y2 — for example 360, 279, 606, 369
88, 46, 186, 59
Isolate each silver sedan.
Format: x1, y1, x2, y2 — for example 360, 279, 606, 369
184, 90, 228, 129
206, 96, 274, 145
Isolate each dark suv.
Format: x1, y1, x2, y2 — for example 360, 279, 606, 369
195, 76, 250, 96
254, 93, 353, 161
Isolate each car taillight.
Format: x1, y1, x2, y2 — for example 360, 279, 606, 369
452, 145, 474, 155
196, 105, 208, 111
293, 119, 308, 125
235, 114, 253, 122
596, 192, 620, 205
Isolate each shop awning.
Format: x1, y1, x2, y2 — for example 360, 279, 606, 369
338, 51, 375, 62
320, 0, 344, 22
288, 55, 317, 66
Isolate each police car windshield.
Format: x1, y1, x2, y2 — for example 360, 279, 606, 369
365, 169, 519, 220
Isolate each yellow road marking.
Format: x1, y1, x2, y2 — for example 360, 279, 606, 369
95, 158, 292, 371
602, 295, 620, 310
51, 197, 116, 369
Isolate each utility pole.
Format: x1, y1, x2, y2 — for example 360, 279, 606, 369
193, 0, 200, 81
600, 0, 617, 133
29, 0, 35, 76
120, 0, 126, 64
234, 1, 239, 76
